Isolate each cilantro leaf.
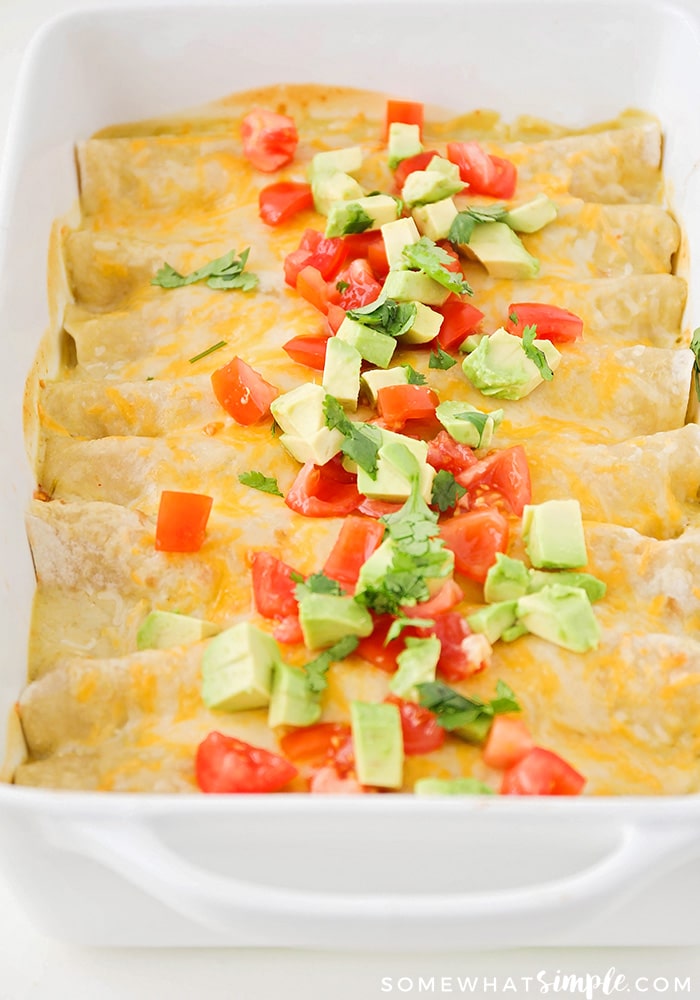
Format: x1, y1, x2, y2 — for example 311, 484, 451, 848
385, 615, 435, 643
237, 471, 283, 497
336, 280, 349, 292
339, 204, 373, 235
347, 298, 417, 338
521, 324, 554, 381
294, 571, 343, 603
152, 248, 259, 292
465, 203, 507, 223
454, 411, 489, 435
304, 635, 360, 694
402, 237, 473, 296
448, 206, 507, 247
429, 345, 457, 370
691, 328, 700, 401
417, 679, 521, 743
323, 395, 382, 478
508, 311, 519, 325
403, 364, 428, 385
430, 469, 467, 512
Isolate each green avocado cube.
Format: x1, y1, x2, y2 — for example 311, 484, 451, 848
503, 192, 558, 233
467, 600, 519, 644
298, 593, 374, 650
389, 636, 441, 700
268, 661, 322, 728
336, 316, 397, 368
278, 428, 344, 466
400, 302, 444, 345
516, 584, 600, 652
360, 366, 409, 405
201, 621, 277, 712
402, 167, 464, 207
325, 194, 399, 238
382, 268, 452, 307
312, 170, 365, 216
462, 327, 561, 400
388, 122, 422, 169
322, 337, 362, 410
381, 216, 421, 268
414, 777, 495, 795
522, 499, 588, 569
412, 197, 459, 242
435, 400, 503, 449
356, 431, 434, 503
137, 610, 220, 650
460, 221, 540, 280
483, 554, 530, 603
310, 145, 364, 179
270, 382, 329, 437
527, 568, 607, 602
351, 700, 404, 788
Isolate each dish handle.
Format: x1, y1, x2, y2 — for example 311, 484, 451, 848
49, 817, 700, 947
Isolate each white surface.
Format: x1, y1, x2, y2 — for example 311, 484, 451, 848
2, 0, 700, 996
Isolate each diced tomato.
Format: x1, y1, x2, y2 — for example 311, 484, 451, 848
357, 497, 405, 519
258, 181, 313, 226
439, 508, 509, 583
195, 732, 298, 793
322, 515, 386, 587
211, 356, 278, 424
505, 302, 584, 344
280, 723, 354, 775
376, 384, 440, 430
241, 108, 298, 173
343, 231, 381, 259
310, 766, 366, 794
501, 747, 586, 796
435, 240, 463, 273
250, 551, 299, 620
337, 258, 383, 311
356, 615, 414, 673
283, 231, 348, 287
297, 265, 330, 314
403, 578, 464, 618
394, 149, 441, 189
482, 716, 534, 770
282, 333, 330, 371
284, 248, 312, 287
385, 695, 445, 755
155, 490, 213, 553
384, 99, 424, 140
436, 298, 486, 350
427, 430, 478, 476
419, 611, 486, 682
272, 614, 304, 645
285, 461, 361, 518
326, 304, 346, 334
446, 141, 518, 199
455, 445, 531, 517
367, 238, 390, 279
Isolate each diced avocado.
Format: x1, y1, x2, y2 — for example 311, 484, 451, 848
310, 145, 364, 178
137, 610, 219, 650
483, 554, 530, 603
388, 122, 422, 169
322, 337, 362, 410
462, 327, 561, 400
356, 536, 453, 601
356, 431, 434, 503
361, 365, 409, 405
528, 569, 607, 602
460, 332, 487, 354
414, 777, 495, 795
383, 268, 451, 307
389, 636, 441, 700
336, 316, 397, 369
381, 216, 421, 269
402, 167, 464, 208
522, 498, 588, 569
426, 156, 462, 181
503, 192, 557, 233
325, 195, 399, 238
460, 221, 540, 279
311, 170, 365, 216
278, 428, 343, 466
501, 622, 529, 642
201, 621, 277, 712
350, 700, 404, 788
412, 197, 458, 242
516, 584, 600, 652
400, 302, 444, 345
435, 400, 503, 449
298, 593, 374, 650
268, 660, 322, 728
467, 600, 519, 644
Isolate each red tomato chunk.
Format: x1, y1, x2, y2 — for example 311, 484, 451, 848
505, 302, 584, 343
501, 747, 586, 796
155, 490, 212, 553
446, 141, 517, 199
384, 99, 424, 140
323, 515, 385, 587
250, 551, 300, 620
211, 356, 278, 425
482, 715, 534, 770
385, 695, 445, 755
439, 508, 509, 583
241, 108, 298, 172
196, 732, 298, 793
259, 181, 313, 225
285, 461, 361, 518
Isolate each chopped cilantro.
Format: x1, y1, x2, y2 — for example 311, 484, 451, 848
188, 340, 227, 364
448, 206, 507, 247
508, 311, 519, 325
304, 635, 360, 694
417, 679, 521, 743
454, 410, 490, 435
294, 571, 343, 603
347, 297, 417, 338
429, 345, 457, 370
430, 469, 467, 512
323, 394, 382, 478
152, 248, 258, 292
237, 471, 283, 497
404, 364, 428, 385
336, 280, 350, 292
521, 324, 554, 381
402, 237, 473, 296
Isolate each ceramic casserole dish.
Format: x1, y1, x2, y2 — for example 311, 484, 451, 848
2, 0, 700, 949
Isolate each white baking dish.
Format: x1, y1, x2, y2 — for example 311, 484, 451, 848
2, 0, 700, 950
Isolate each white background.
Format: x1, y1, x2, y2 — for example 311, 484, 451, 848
1, 1, 700, 997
